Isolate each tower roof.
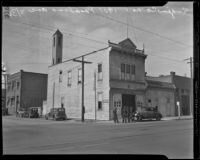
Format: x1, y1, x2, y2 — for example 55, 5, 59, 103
53, 29, 63, 36
118, 38, 137, 49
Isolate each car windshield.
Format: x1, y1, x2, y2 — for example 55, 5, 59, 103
142, 107, 155, 111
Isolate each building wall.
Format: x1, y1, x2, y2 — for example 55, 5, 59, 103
109, 49, 146, 82
21, 71, 48, 110
47, 47, 111, 120
110, 88, 145, 121
6, 72, 21, 114
145, 87, 175, 117
109, 48, 146, 120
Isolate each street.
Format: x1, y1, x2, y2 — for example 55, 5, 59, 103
3, 116, 193, 159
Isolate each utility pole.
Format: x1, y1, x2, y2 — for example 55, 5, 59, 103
183, 57, 193, 116
73, 56, 92, 122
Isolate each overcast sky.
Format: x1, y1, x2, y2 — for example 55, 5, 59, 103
2, 2, 193, 78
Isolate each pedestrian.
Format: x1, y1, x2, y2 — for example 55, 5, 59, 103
129, 107, 133, 123
155, 106, 158, 112
113, 107, 118, 123
124, 106, 128, 123
127, 107, 130, 123
121, 106, 125, 123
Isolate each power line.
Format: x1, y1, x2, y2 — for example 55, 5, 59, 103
4, 19, 189, 64
81, 9, 193, 48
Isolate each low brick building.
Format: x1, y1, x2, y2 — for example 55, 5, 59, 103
6, 70, 48, 115
146, 72, 192, 116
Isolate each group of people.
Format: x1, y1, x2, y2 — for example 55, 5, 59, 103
113, 106, 135, 123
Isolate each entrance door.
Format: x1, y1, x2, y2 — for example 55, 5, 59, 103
181, 95, 190, 115
122, 94, 136, 112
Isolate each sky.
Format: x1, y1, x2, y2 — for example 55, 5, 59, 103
2, 2, 193, 79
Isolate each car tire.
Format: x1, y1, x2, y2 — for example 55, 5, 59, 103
137, 116, 142, 121
156, 115, 161, 121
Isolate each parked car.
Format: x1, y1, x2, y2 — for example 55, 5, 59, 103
45, 108, 67, 121
134, 107, 162, 121
29, 107, 40, 118
2, 108, 8, 116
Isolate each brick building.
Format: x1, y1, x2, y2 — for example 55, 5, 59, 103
47, 30, 181, 121
6, 70, 48, 115
146, 72, 192, 116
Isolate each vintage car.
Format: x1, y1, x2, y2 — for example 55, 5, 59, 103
134, 107, 162, 121
45, 108, 67, 121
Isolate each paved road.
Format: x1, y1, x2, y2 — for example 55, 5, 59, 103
3, 116, 193, 158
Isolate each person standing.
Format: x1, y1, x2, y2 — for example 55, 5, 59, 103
127, 107, 130, 123
113, 107, 118, 123
124, 106, 128, 123
121, 106, 125, 123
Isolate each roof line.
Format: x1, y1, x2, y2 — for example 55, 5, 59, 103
49, 46, 110, 68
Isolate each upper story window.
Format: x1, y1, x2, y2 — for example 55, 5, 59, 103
59, 70, 62, 83
98, 63, 102, 80
17, 82, 20, 90
126, 64, 131, 80
12, 81, 16, 90
53, 37, 55, 46
78, 68, 82, 84
131, 65, 135, 75
121, 63, 125, 80
68, 71, 72, 86
58, 36, 61, 46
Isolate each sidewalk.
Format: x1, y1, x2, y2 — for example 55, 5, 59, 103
161, 115, 193, 121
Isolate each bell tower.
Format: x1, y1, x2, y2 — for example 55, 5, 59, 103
52, 29, 63, 65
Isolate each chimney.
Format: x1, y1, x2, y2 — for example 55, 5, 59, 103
170, 71, 175, 83
170, 71, 175, 75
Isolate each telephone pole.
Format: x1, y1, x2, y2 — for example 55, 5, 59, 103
73, 56, 92, 122
183, 57, 193, 116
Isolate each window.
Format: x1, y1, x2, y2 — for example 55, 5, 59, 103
53, 37, 55, 46
148, 99, 151, 103
11, 97, 15, 106
7, 82, 11, 91
78, 68, 82, 84
126, 64, 130, 80
121, 63, 125, 80
68, 71, 72, 86
17, 82, 20, 90
59, 70, 62, 83
7, 97, 10, 105
167, 97, 170, 103
181, 89, 184, 94
16, 96, 19, 104
131, 65, 135, 75
98, 64, 102, 80
98, 93, 103, 110
12, 81, 16, 90
61, 97, 65, 108
58, 36, 61, 46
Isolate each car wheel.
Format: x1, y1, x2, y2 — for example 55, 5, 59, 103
137, 115, 142, 121
156, 115, 161, 121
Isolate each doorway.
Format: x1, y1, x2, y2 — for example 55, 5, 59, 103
122, 94, 136, 112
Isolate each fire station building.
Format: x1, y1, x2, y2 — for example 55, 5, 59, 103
47, 30, 177, 121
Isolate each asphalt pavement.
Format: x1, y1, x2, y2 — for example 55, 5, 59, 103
2, 115, 193, 158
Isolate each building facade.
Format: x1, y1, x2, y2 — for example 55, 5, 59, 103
146, 72, 192, 116
6, 70, 48, 115
47, 30, 180, 121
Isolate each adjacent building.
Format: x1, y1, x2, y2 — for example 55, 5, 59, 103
146, 72, 192, 116
6, 70, 48, 115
